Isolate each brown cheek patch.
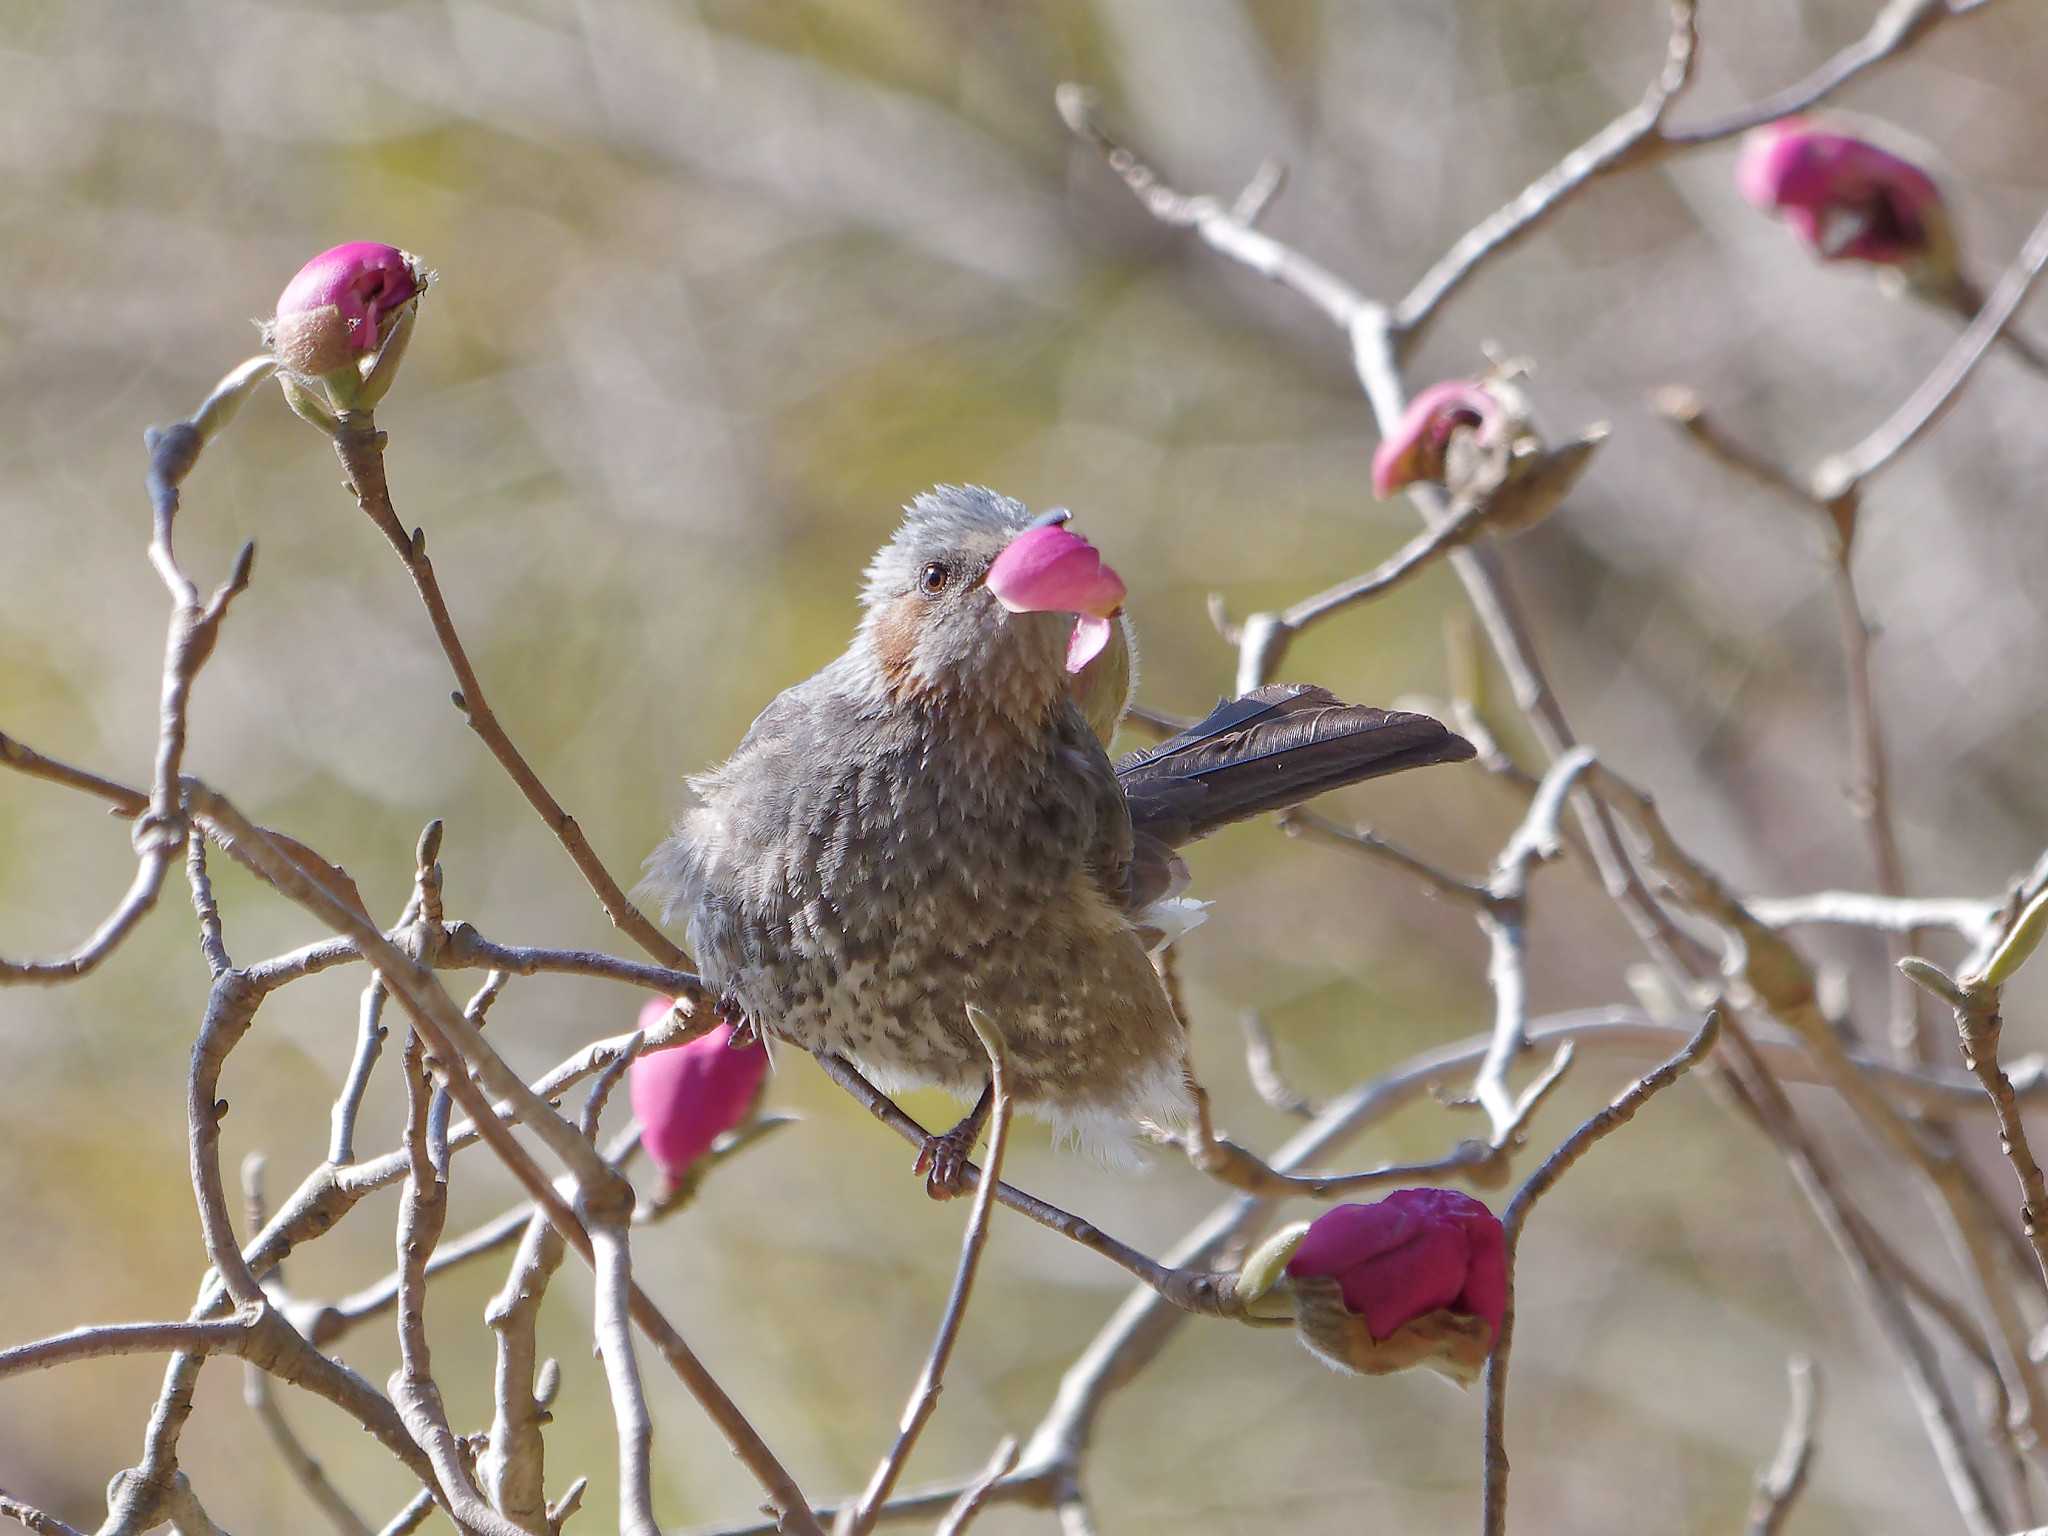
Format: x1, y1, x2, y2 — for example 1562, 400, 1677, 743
871, 595, 928, 697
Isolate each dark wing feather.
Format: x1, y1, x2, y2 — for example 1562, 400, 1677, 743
1115, 684, 1473, 866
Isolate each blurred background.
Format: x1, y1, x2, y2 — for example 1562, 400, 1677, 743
5, 1, 2048, 1530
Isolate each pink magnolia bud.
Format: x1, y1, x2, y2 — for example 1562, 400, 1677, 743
267, 242, 429, 381
1371, 380, 1510, 499
627, 996, 769, 1189
1735, 118, 1948, 270
1239, 1189, 1506, 1385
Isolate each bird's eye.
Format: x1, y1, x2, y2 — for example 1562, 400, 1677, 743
918, 562, 949, 595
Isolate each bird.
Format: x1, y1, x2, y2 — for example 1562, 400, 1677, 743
645, 486, 1474, 1194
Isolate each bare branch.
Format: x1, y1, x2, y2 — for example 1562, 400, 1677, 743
930, 1438, 1020, 1536
328, 414, 689, 972
813, 1050, 1239, 1318
841, 1007, 1014, 1536
389, 1031, 512, 1536
1902, 949, 2048, 1295
1210, 501, 1489, 694
186, 784, 823, 1535
1237, 1011, 1319, 1119
1470, 747, 1597, 1138
0, 731, 148, 816
1750, 890, 1999, 941
1280, 808, 1493, 908
187, 837, 230, 977
1713, 1015, 2009, 1534
4, 392, 266, 987
439, 922, 702, 997
0, 1489, 88, 1536
375, 1490, 437, 1536
1482, 1009, 1721, 1536
238, 1157, 372, 1536
1055, 84, 1369, 333
1815, 203, 2048, 498
1747, 1357, 1822, 1536
1395, 0, 1701, 335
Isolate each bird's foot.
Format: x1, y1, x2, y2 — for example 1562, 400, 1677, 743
912, 1083, 994, 1201
716, 987, 762, 1048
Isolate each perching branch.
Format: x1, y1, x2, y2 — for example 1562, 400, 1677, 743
839, 1007, 1015, 1536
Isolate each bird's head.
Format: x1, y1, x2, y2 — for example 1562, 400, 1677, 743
857, 485, 1127, 727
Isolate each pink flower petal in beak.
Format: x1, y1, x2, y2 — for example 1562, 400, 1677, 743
986, 523, 1127, 674
1067, 614, 1114, 673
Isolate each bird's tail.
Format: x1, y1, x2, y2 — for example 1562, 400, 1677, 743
1115, 684, 1474, 852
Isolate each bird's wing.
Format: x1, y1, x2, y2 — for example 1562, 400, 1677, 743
640, 668, 872, 925
1114, 684, 1474, 856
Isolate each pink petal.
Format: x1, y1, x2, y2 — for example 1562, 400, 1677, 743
627, 998, 768, 1184
1289, 1188, 1507, 1342
276, 242, 420, 349
985, 524, 1126, 619
1289, 1200, 1419, 1278
1066, 614, 1113, 674
1336, 1222, 1470, 1340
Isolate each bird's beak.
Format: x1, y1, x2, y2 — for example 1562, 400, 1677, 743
985, 522, 1127, 674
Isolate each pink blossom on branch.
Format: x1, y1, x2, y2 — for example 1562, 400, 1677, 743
1735, 117, 1951, 271
627, 996, 769, 1190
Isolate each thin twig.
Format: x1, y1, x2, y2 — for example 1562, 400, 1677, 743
1237, 1011, 1319, 1119
329, 415, 689, 971
931, 1438, 1021, 1536
1470, 747, 1597, 1138
1209, 501, 1488, 693
813, 1050, 1238, 1319
390, 1030, 516, 1536
1903, 948, 2048, 1295
239, 1156, 373, 1536
0, 1490, 88, 1536
1815, 203, 2048, 498
1482, 1010, 1721, 1536
187, 782, 824, 1536
1714, 1013, 2009, 1535
1747, 1357, 1822, 1536
840, 1007, 1014, 1536
1749, 890, 1998, 940
375, 1490, 437, 1536
1279, 809, 1493, 907
1398, 0, 1983, 336
1, 394, 259, 986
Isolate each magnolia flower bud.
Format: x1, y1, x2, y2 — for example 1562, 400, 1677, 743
1374, 373, 1604, 535
1237, 1189, 1507, 1386
1735, 117, 1955, 279
1372, 380, 1513, 500
265, 242, 430, 413
627, 997, 769, 1190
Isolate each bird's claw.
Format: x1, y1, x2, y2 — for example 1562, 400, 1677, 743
716, 987, 763, 1048
913, 1128, 977, 1201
